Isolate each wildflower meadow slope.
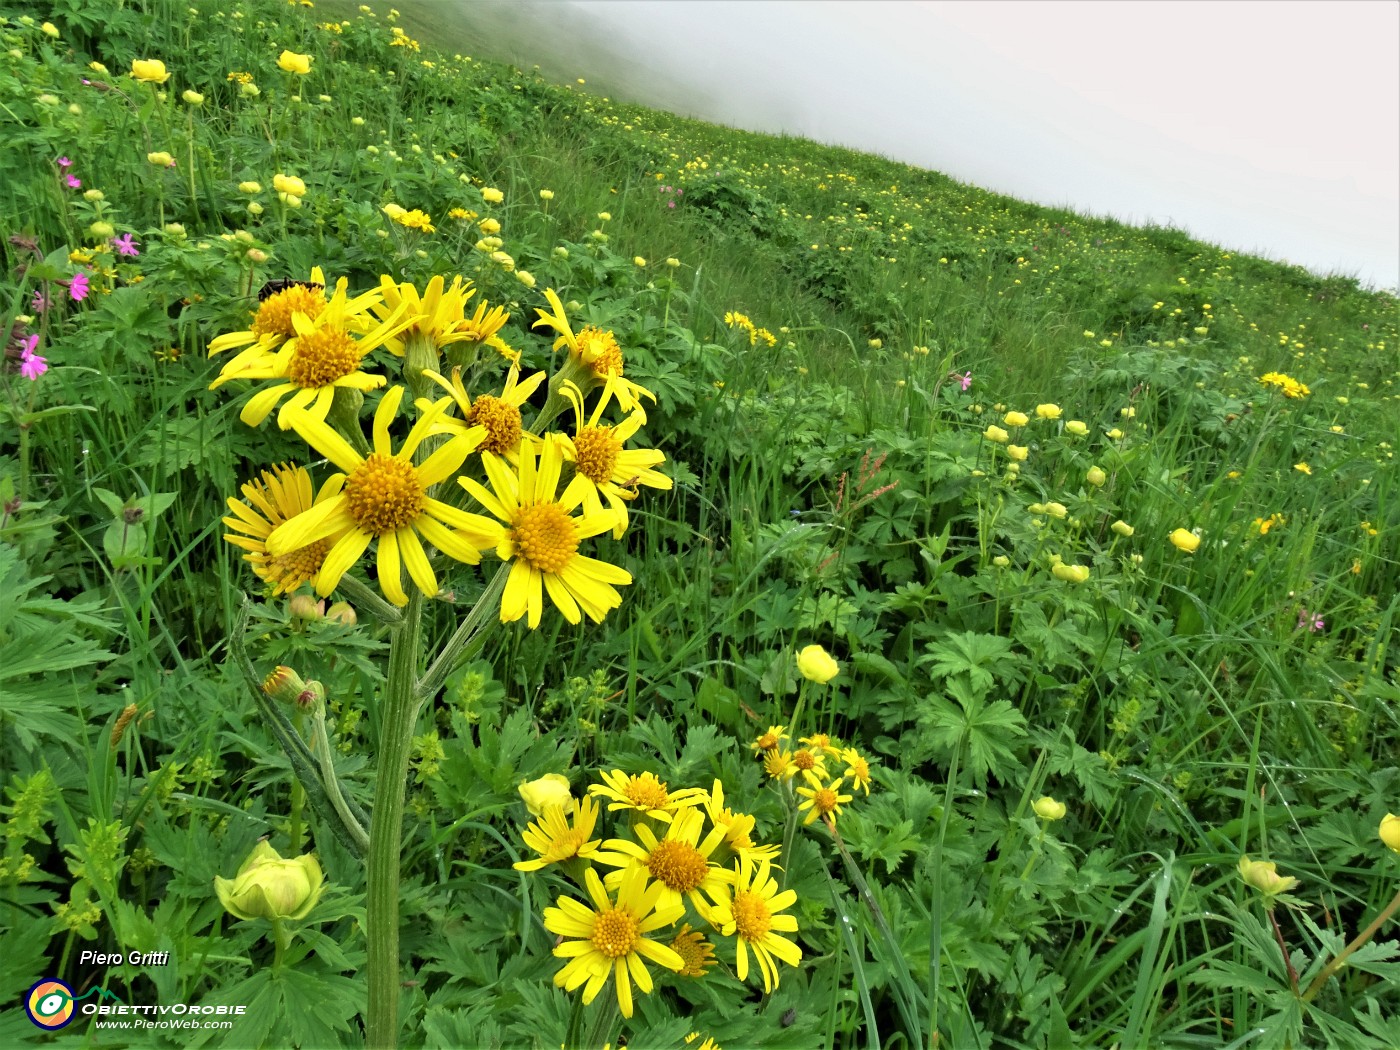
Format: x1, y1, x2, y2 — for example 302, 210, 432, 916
1, 2, 1397, 1049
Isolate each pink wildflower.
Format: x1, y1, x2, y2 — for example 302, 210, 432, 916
57, 156, 73, 168
1297, 608, 1324, 633
959, 371, 973, 391
66, 174, 81, 189
68, 271, 90, 301
19, 335, 47, 381
111, 234, 140, 257
31, 290, 51, 313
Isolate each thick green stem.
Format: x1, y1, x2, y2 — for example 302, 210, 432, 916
365, 589, 424, 1049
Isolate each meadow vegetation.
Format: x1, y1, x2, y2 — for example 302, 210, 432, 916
2, 1, 1398, 1048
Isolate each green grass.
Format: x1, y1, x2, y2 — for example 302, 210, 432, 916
1, 1, 1397, 1048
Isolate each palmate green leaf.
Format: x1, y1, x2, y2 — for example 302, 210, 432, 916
198, 968, 361, 1050
919, 629, 1024, 696
917, 681, 1028, 784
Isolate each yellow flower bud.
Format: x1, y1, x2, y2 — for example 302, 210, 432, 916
1169, 528, 1201, 553
633, 256, 647, 267
1035, 403, 1061, 420
1044, 502, 1067, 519
992, 555, 1010, 568
89, 221, 115, 240
239, 181, 262, 194
131, 59, 171, 84
182, 89, 204, 105
1032, 796, 1067, 820
538, 188, 554, 200
1064, 420, 1089, 436
1238, 856, 1299, 899
1085, 466, 1107, 486
1051, 563, 1089, 584
1111, 520, 1134, 538
41, 22, 60, 38
1381, 813, 1400, 853
1003, 410, 1029, 427
325, 601, 357, 626
1106, 428, 1124, 440
277, 50, 313, 75
515, 269, 536, 289
480, 187, 504, 203
214, 842, 325, 922
518, 774, 573, 816
273, 173, 306, 197
478, 217, 501, 235
287, 594, 323, 622
147, 151, 175, 168
240, 81, 261, 98
983, 425, 1009, 444
796, 644, 839, 684
1006, 444, 1028, 462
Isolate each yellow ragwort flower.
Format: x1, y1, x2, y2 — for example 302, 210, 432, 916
513, 795, 602, 871
543, 866, 684, 1018
796, 772, 852, 827
588, 770, 706, 824
595, 808, 732, 918
704, 856, 802, 993
460, 435, 633, 628
267, 387, 502, 606
223, 463, 348, 597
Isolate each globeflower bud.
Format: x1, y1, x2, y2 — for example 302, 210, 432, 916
147, 151, 175, 168
287, 594, 323, 622
1381, 813, 1400, 853
983, 425, 1009, 444
130, 59, 171, 84
518, 774, 572, 816
1085, 466, 1106, 486
214, 841, 325, 922
246, 248, 268, 263
992, 555, 1010, 568
480, 187, 504, 204
240, 81, 261, 98
1035, 403, 1062, 420
1006, 444, 1028, 462
277, 50, 312, 75
1238, 856, 1299, 900
1003, 410, 1029, 427
325, 601, 357, 626
1052, 563, 1089, 584
1032, 796, 1067, 820
1064, 420, 1089, 436
273, 173, 306, 198
1169, 528, 1201, 553
238, 180, 262, 194
89, 220, 116, 240
183, 89, 204, 105
1111, 520, 1134, 538
797, 644, 840, 684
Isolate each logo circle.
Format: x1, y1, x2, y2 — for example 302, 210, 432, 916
25, 979, 76, 1029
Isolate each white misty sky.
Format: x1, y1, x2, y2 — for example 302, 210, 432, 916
543, 0, 1399, 290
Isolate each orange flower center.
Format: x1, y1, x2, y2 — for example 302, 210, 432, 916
621, 773, 670, 811
573, 425, 621, 484
647, 840, 708, 893
732, 890, 772, 941
267, 538, 332, 589
467, 394, 522, 454
250, 286, 326, 339
576, 326, 624, 377
794, 749, 818, 771
813, 788, 838, 814
755, 732, 779, 750
591, 907, 639, 958
288, 324, 361, 388
511, 502, 578, 574
345, 454, 424, 534
668, 926, 715, 978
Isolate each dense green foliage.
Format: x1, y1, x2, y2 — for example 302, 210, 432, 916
2, 1, 1397, 1048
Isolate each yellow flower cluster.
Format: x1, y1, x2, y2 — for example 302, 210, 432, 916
1258, 371, 1311, 399
513, 771, 801, 1017
211, 271, 670, 624
750, 725, 875, 817
382, 203, 434, 233
722, 310, 777, 348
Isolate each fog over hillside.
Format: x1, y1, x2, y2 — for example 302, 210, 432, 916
427, 0, 1399, 291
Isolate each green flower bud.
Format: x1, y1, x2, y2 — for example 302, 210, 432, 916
214, 841, 325, 921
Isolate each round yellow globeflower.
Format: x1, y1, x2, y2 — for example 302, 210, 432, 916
147, 151, 174, 168
273, 173, 307, 198
1085, 466, 1107, 486
1004, 410, 1029, 427
1032, 796, 1067, 820
214, 841, 325, 921
1064, 420, 1089, 436
1169, 528, 1201, 553
1111, 520, 1134, 538
983, 425, 1009, 444
1381, 813, 1400, 853
1051, 563, 1089, 584
796, 644, 839, 684
130, 58, 171, 84
277, 50, 313, 75
518, 773, 573, 816
1006, 444, 1028, 462
481, 187, 504, 204
1035, 403, 1062, 420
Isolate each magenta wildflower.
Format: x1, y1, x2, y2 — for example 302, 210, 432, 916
19, 335, 47, 381
66, 174, 81, 189
1297, 608, 1324, 633
68, 271, 90, 301
31, 290, 51, 313
111, 233, 140, 257
57, 156, 73, 168
959, 371, 973, 391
